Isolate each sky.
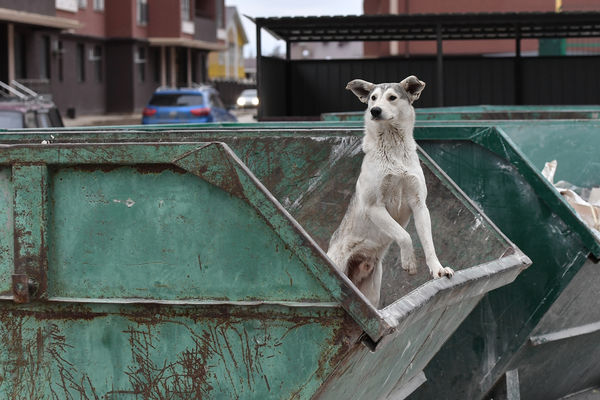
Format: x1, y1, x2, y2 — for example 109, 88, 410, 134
226, 0, 364, 58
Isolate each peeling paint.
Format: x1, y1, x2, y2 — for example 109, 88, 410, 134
113, 198, 136, 208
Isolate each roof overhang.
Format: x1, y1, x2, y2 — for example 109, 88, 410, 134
253, 12, 600, 42
148, 37, 227, 51
0, 7, 80, 30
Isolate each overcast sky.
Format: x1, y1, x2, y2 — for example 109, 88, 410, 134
226, 0, 364, 57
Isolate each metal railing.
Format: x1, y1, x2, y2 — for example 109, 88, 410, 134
0, 80, 52, 103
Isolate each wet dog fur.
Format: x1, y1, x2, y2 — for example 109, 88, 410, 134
327, 76, 454, 308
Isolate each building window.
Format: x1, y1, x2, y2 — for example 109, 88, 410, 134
181, 0, 191, 21
215, 0, 223, 29
78, 0, 87, 9
137, 0, 148, 25
14, 32, 26, 79
41, 36, 51, 79
136, 47, 147, 83
58, 41, 64, 82
195, 0, 211, 18
76, 43, 86, 82
93, 0, 104, 11
90, 45, 103, 82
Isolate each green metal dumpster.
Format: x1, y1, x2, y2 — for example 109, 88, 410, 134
302, 116, 600, 399
405, 123, 600, 400
0, 128, 529, 399
100, 118, 600, 399
322, 105, 600, 122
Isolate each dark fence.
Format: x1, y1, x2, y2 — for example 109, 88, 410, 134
210, 79, 255, 107
259, 57, 288, 117
259, 55, 600, 118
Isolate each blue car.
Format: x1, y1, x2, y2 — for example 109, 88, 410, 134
141, 86, 237, 125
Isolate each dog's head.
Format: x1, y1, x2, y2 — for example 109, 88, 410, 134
346, 76, 425, 123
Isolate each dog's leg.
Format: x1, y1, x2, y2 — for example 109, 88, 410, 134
411, 203, 454, 278
366, 206, 417, 275
360, 259, 382, 307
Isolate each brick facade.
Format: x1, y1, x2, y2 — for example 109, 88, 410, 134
0, 0, 225, 115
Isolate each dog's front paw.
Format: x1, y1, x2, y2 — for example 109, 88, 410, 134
433, 266, 454, 279
401, 251, 417, 275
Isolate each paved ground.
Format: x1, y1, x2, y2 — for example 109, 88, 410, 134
62, 109, 257, 127
233, 109, 257, 123
63, 113, 141, 127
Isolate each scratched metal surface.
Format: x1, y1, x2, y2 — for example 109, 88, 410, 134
0, 129, 529, 399
0, 303, 351, 399
0, 168, 12, 296
47, 166, 332, 302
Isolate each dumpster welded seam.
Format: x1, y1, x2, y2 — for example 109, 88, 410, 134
37, 297, 342, 308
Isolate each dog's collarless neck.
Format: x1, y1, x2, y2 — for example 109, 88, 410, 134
363, 125, 415, 153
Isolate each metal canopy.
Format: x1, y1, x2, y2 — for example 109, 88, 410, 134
254, 12, 600, 42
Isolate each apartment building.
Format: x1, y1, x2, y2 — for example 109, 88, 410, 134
0, 0, 226, 115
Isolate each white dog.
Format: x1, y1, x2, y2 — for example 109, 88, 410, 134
327, 76, 454, 307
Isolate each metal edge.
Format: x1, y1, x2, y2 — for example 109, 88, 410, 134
380, 252, 531, 333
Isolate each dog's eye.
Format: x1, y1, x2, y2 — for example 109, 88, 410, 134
371, 95, 377, 101
389, 95, 397, 101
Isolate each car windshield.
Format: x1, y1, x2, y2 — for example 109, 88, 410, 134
149, 93, 205, 107
241, 89, 257, 97
0, 110, 23, 129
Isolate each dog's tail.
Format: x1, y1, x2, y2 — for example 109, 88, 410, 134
346, 253, 377, 286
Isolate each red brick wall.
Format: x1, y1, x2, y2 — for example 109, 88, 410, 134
363, 0, 594, 57
105, 0, 135, 37
56, 0, 106, 37
148, 0, 181, 37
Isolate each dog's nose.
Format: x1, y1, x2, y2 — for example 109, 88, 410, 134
370, 107, 382, 118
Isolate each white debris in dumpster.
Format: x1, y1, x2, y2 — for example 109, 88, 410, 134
542, 160, 600, 232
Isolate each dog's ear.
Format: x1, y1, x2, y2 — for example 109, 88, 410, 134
346, 79, 374, 103
400, 75, 426, 103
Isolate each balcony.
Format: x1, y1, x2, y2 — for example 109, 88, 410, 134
182, 20, 194, 35
194, 16, 216, 42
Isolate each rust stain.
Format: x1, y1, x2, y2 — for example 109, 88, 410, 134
0, 316, 99, 399
66, 163, 187, 175
133, 164, 187, 175
11, 274, 29, 304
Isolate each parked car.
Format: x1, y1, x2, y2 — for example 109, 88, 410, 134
0, 99, 63, 129
141, 86, 237, 125
236, 88, 259, 108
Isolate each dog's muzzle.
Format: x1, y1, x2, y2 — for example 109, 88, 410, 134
370, 107, 382, 119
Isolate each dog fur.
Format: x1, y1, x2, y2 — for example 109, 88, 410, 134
327, 76, 454, 308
